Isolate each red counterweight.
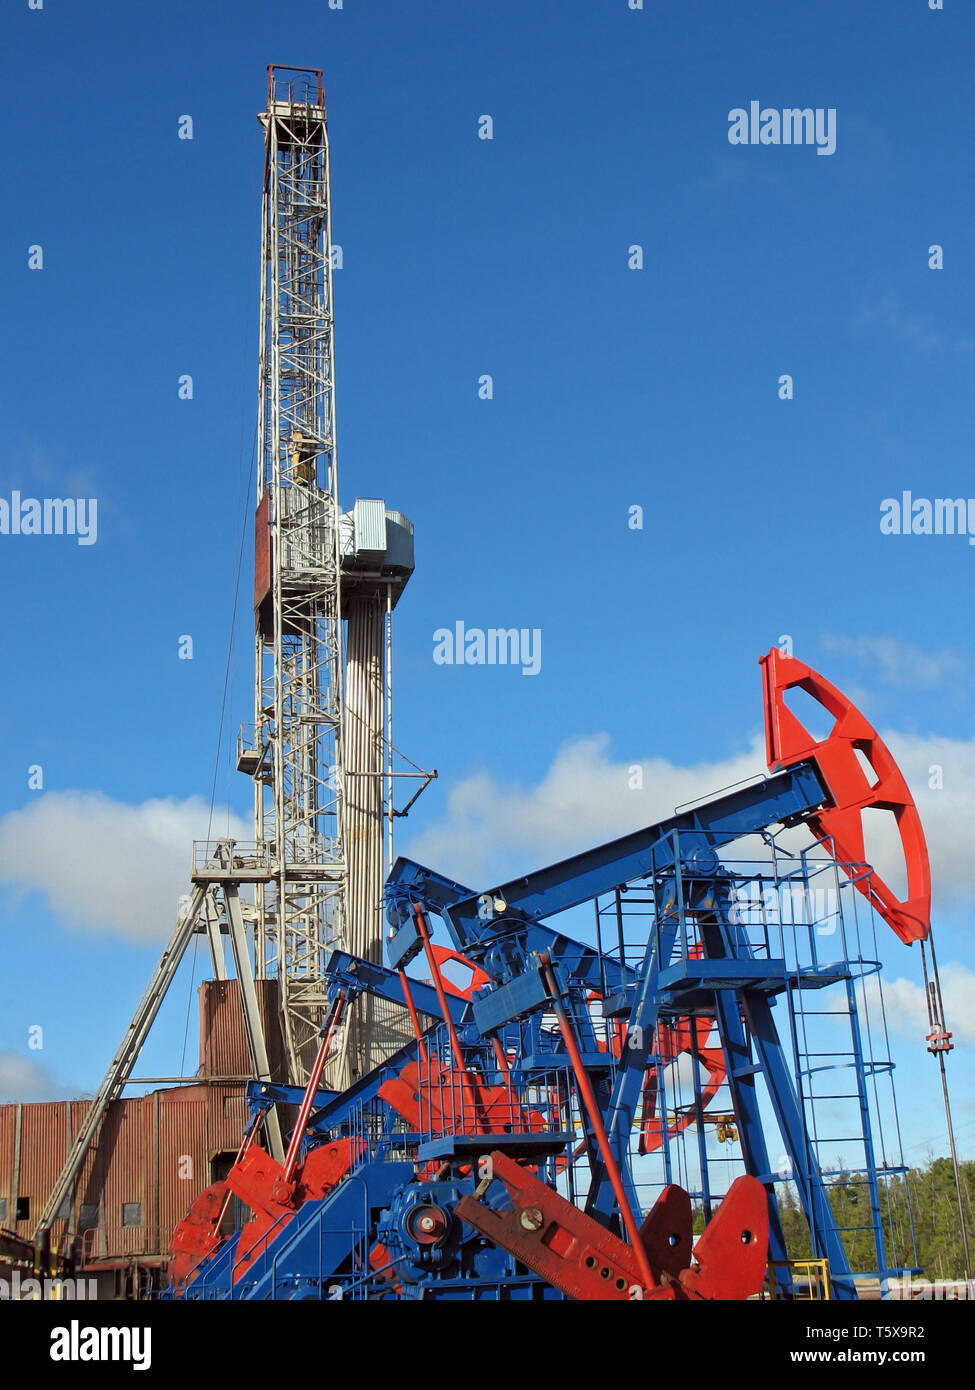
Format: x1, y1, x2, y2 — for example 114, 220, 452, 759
760, 648, 930, 945
455, 1150, 768, 1301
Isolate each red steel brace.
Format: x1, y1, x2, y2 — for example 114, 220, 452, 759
398, 968, 428, 1065
640, 1013, 726, 1153
412, 903, 490, 1133
168, 1182, 229, 1291
281, 990, 346, 1187
168, 1110, 265, 1289
224, 991, 352, 1283
760, 648, 931, 945
455, 1149, 768, 1301
590, 985, 727, 1155
229, 1138, 361, 1282
538, 954, 658, 1292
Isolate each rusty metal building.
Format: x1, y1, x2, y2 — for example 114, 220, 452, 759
0, 979, 282, 1296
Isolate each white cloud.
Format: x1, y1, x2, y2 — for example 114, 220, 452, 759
857, 963, 975, 1046
5, 718, 971, 952
405, 731, 774, 889
852, 273, 971, 354
885, 731, 975, 908
0, 1050, 69, 1103
821, 634, 965, 689
0, 791, 248, 943
403, 728, 975, 915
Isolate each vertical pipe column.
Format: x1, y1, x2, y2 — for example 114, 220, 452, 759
344, 595, 386, 1078
344, 594, 385, 964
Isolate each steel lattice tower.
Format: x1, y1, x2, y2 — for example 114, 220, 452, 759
33, 65, 424, 1241
252, 68, 348, 1085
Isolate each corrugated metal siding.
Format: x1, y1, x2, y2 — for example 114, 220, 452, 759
0, 1083, 257, 1260
154, 1085, 250, 1250
219, 1094, 249, 1130
4, 1098, 94, 1247
198, 977, 284, 1082
0, 978, 280, 1262
101, 1102, 149, 1257
200, 979, 252, 1077
353, 496, 388, 561
19, 1101, 68, 1233
156, 1095, 207, 1254
71, 1100, 101, 1257
0, 1106, 15, 1227
208, 1086, 251, 1160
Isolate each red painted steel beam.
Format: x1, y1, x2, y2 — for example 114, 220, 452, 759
398, 969, 428, 1065
456, 1151, 768, 1301
538, 955, 658, 1292
677, 1175, 768, 1300
761, 648, 930, 944
456, 1151, 673, 1300
412, 903, 486, 1132
281, 991, 346, 1186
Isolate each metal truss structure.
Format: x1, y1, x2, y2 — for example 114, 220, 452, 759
250, 67, 348, 1086
166, 651, 934, 1302
34, 68, 430, 1247
35, 848, 286, 1238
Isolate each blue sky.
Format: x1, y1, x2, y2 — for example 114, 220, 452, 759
1, 0, 973, 1171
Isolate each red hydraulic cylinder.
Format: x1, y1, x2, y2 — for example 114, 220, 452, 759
398, 968, 429, 1065
412, 903, 485, 1132
538, 955, 657, 1293
281, 990, 346, 1185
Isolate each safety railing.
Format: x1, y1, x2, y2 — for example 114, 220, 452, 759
407, 1029, 574, 1155
236, 723, 270, 777
191, 840, 272, 876
767, 1258, 831, 1300
592, 835, 917, 1290
267, 65, 324, 111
